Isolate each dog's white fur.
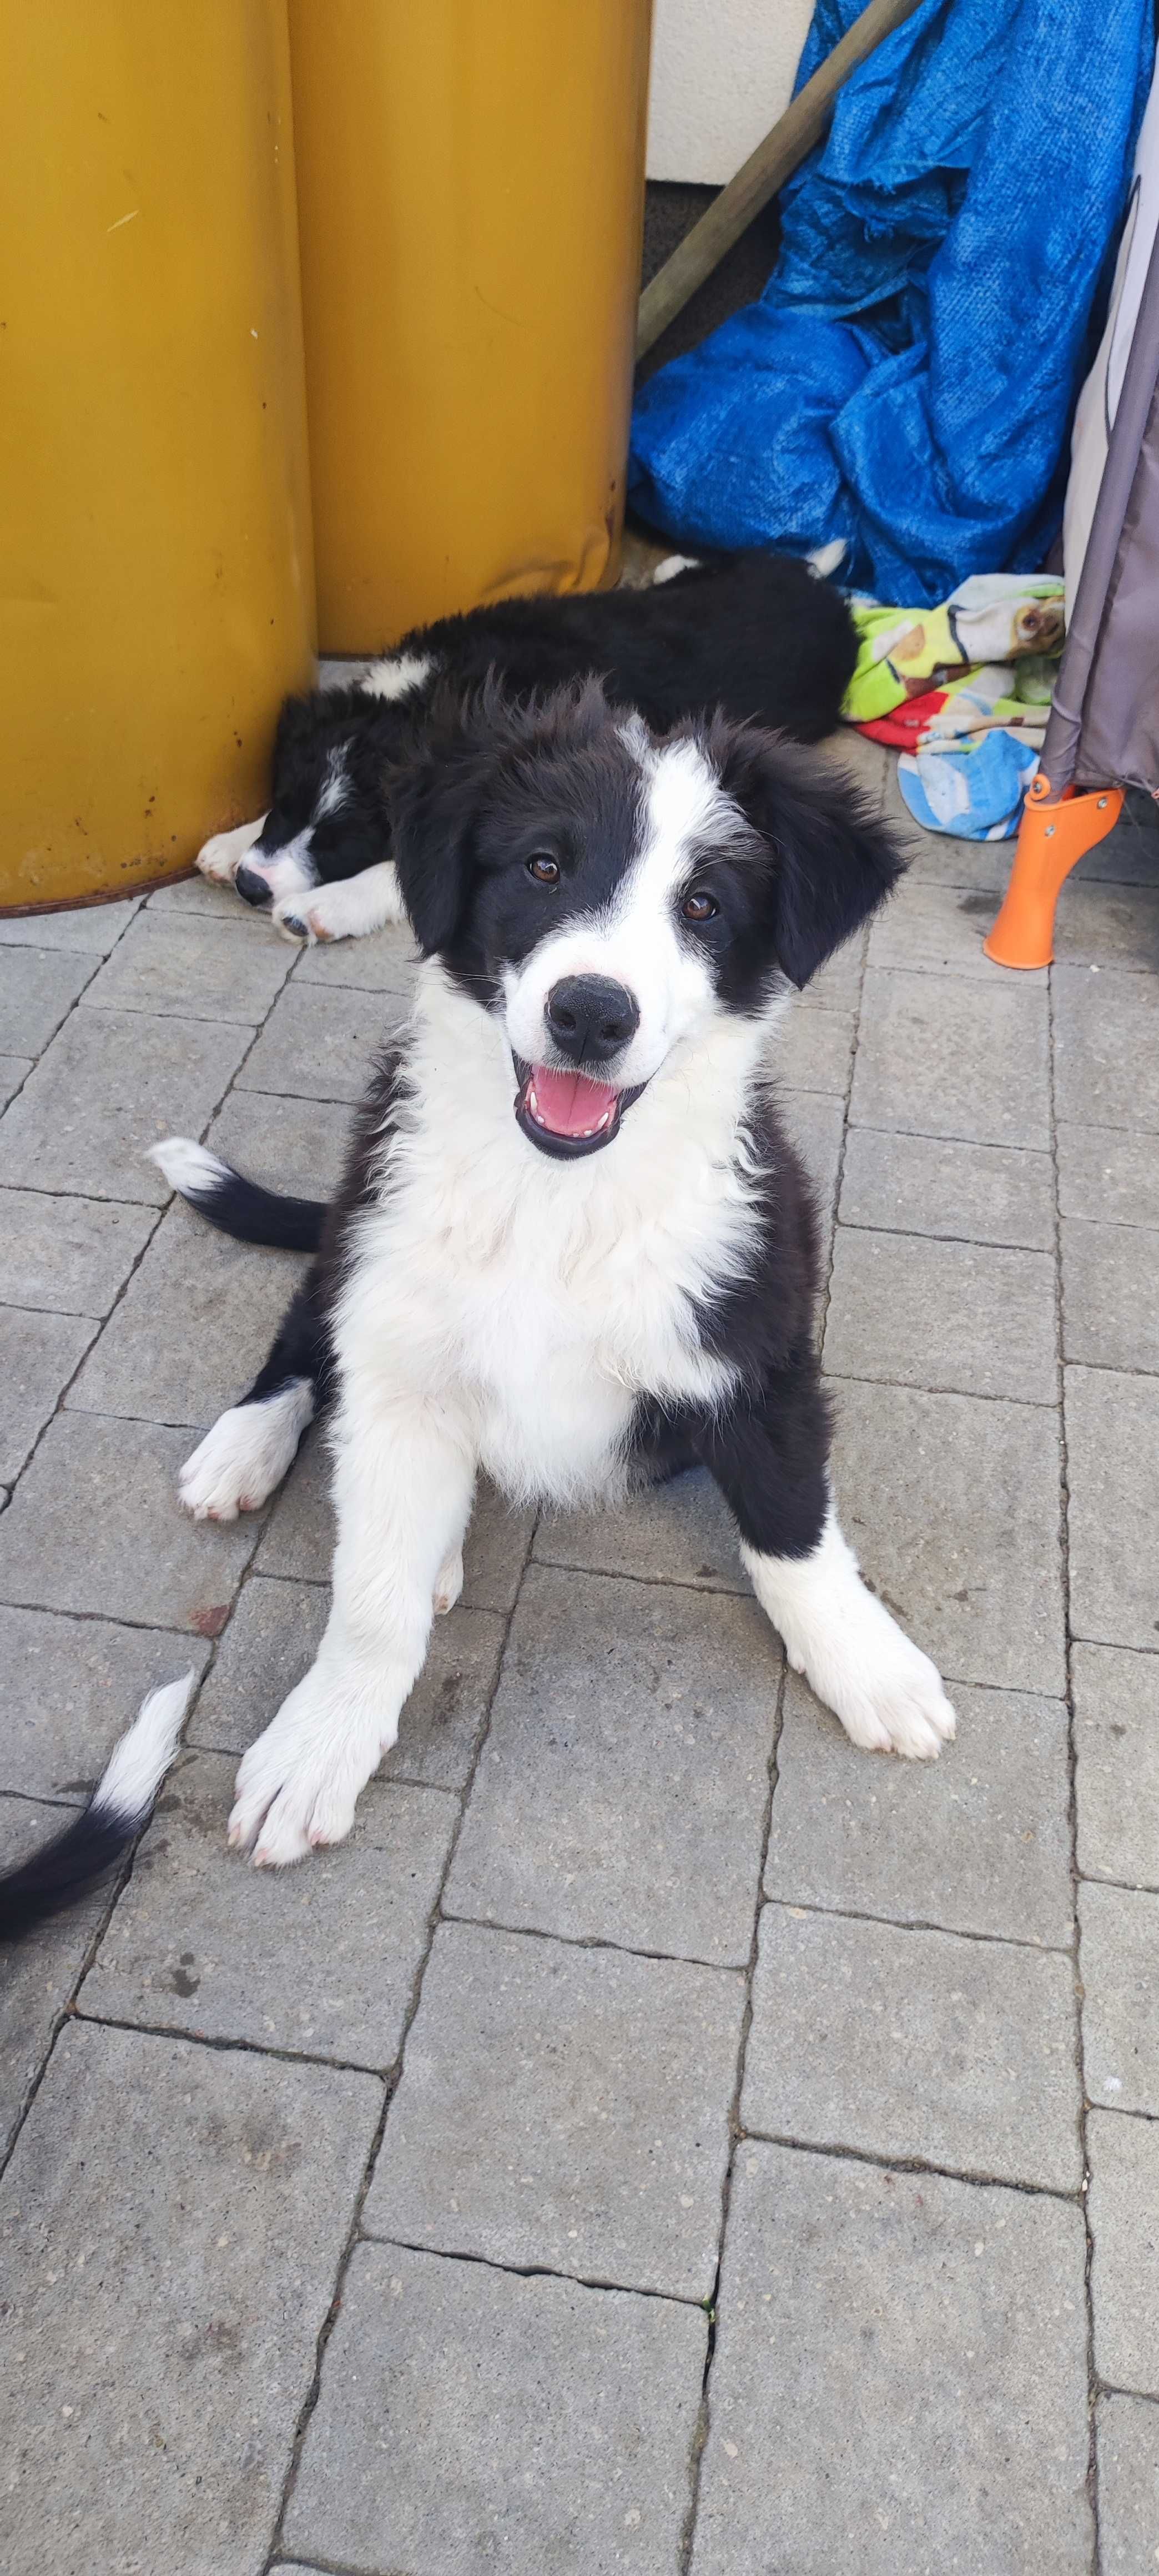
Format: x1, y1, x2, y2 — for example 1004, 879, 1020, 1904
180, 1380, 315, 1522
195, 815, 268, 884
183, 736, 953, 1866
274, 861, 409, 947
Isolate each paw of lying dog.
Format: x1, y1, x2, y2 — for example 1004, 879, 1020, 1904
195, 816, 266, 884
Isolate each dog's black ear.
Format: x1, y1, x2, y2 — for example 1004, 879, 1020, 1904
714, 722, 905, 987
385, 693, 489, 954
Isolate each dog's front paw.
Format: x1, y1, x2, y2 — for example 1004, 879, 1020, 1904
195, 816, 266, 884
228, 1668, 389, 1866
272, 895, 324, 946
179, 1386, 313, 1521
820, 1613, 956, 1761
789, 1582, 956, 1760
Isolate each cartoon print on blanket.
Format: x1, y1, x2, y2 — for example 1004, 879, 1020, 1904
843, 575, 1065, 841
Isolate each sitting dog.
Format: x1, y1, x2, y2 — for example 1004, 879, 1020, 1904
157, 680, 954, 1869
195, 548, 856, 946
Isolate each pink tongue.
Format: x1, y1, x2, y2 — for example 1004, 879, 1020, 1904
527, 1064, 619, 1139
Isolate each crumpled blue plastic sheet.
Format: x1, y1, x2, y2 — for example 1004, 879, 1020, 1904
630, 0, 1153, 603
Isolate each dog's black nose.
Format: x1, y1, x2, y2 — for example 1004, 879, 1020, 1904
545, 975, 640, 1065
235, 862, 272, 909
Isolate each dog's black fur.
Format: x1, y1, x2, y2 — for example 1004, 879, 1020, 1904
238, 551, 859, 906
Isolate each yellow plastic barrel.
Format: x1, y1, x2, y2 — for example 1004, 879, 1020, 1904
0, 1, 315, 913
288, 0, 653, 652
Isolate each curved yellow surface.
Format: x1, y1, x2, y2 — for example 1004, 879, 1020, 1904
289, 0, 653, 652
0, 1, 315, 912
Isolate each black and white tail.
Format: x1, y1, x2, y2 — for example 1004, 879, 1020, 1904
148, 1138, 325, 1254
0, 1673, 195, 1946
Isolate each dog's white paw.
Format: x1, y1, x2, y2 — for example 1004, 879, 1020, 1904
195, 816, 266, 884
805, 1613, 956, 1762
271, 895, 325, 946
434, 1549, 463, 1615
228, 1667, 389, 1865
179, 1384, 314, 1521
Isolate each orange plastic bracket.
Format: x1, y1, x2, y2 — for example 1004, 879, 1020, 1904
984, 774, 1125, 969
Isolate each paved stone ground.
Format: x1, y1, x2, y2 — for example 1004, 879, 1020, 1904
2, 743, 1158, 2574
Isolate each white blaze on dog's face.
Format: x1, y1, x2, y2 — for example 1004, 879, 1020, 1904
501, 734, 742, 1123
389, 682, 903, 1161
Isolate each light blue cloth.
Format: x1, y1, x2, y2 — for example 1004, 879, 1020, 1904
630, 0, 1154, 604
898, 726, 1040, 841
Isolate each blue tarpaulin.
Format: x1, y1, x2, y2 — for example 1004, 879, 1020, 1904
629, 0, 1154, 603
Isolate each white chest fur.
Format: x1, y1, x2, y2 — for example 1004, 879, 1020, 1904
332, 972, 772, 1508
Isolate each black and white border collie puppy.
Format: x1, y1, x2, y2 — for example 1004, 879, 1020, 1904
194, 547, 855, 947
159, 681, 953, 1869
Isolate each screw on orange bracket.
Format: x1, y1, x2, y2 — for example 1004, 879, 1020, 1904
984, 774, 1124, 969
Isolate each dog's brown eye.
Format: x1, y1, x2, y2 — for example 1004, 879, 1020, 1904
527, 854, 560, 886
682, 890, 718, 923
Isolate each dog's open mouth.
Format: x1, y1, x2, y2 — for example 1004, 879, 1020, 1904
513, 1058, 642, 1159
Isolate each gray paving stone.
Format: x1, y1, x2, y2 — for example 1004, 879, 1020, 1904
691, 2144, 1092, 2576
284, 2238, 705, 2576
1066, 1366, 1159, 1653
256, 1427, 533, 1611
0, 1305, 98, 1481
1058, 1119, 1159, 1229
0, 1603, 210, 1803
0, 1007, 254, 1201
775, 998, 854, 1095
83, 1753, 453, 2066
1052, 877, 1159, 971
767, 1671, 1074, 1946
446, 1566, 775, 1963
147, 869, 254, 917
0, 943, 95, 1053
236, 982, 399, 1103
868, 875, 1045, 982
0, 1187, 157, 1315
1097, 2394, 1159, 2574
797, 934, 865, 1014
0, 1055, 31, 1109
365, 1921, 743, 2297
1076, 794, 1159, 884
899, 832, 1010, 894
1061, 1216, 1159, 1373
82, 905, 295, 1024
1074, 1642, 1159, 1889
0, 2018, 381, 2576
0, 1795, 104, 2161
1089, 2106, 1159, 2394
840, 1126, 1055, 1251
535, 1467, 744, 1593
206, 1084, 354, 1201
782, 1088, 845, 1254
0, 1411, 259, 1629
851, 966, 1051, 1148
294, 917, 420, 996
1080, 1881, 1159, 2118
824, 1226, 1057, 1402
190, 1573, 506, 1791
67, 1198, 305, 1431
832, 1377, 1066, 1694
1054, 964, 1159, 1135
0, 894, 140, 951
743, 1903, 1080, 2189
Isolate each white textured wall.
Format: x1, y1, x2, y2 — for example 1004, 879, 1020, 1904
646, 0, 814, 184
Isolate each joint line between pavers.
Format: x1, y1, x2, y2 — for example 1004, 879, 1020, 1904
356, 2228, 708, 2313
738, 2122, 1082, 2204
1046, 954, 1102, 2562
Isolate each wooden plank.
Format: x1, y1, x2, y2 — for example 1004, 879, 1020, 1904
637, 0, 926, 360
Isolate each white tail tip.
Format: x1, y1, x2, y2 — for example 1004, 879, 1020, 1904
148, 1136, 230, 1201
652, 553, 702, 586
94, 1672, 196, 1823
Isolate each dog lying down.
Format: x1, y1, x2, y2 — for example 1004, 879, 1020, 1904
196, 546, 856, 945
146, 681, 954, 1873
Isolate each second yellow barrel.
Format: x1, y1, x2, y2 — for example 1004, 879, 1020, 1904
288, 0, 653, 653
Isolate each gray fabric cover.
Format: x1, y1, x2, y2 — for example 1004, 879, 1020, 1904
1047, 217, 1159, 794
